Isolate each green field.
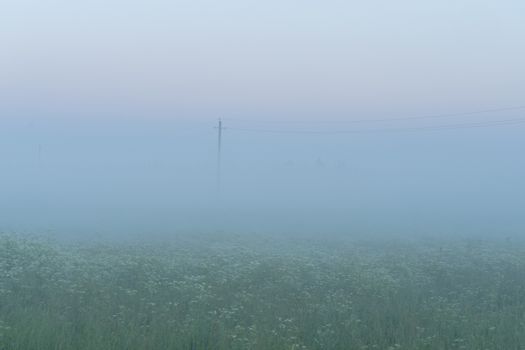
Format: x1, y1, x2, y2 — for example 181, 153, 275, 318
1, 233, 525, 349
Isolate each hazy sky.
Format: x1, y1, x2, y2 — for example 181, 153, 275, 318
1, 1, 524, 237
2, 0, 525, 120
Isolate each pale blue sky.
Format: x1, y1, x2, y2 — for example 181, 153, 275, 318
2, 0, 525, 120
1, 1, 524, 236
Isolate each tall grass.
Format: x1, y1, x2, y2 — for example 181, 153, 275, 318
1, 233, 525, 349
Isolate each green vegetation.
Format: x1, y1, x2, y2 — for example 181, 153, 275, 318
1, 233, 525, 349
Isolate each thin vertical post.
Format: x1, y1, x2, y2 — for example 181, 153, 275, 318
217, 118, 223, 193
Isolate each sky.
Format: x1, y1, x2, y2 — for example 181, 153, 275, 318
2, 0, 525, 119
1, 1, 524, 237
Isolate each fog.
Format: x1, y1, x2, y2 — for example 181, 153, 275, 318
1, 0, 525, 239
1, 114, 523, 239
4, 2, 525, 349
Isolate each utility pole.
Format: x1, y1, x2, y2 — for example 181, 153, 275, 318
216, 118, 223, 193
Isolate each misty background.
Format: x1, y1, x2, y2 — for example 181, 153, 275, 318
1, 116, 523, 238
1, 0, 524, 238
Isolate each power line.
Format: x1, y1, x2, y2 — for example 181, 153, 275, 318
225, 117, 525, 135
223, 105, 525, 124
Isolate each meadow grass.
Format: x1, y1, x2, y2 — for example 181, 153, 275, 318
1, 233, 525, 349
